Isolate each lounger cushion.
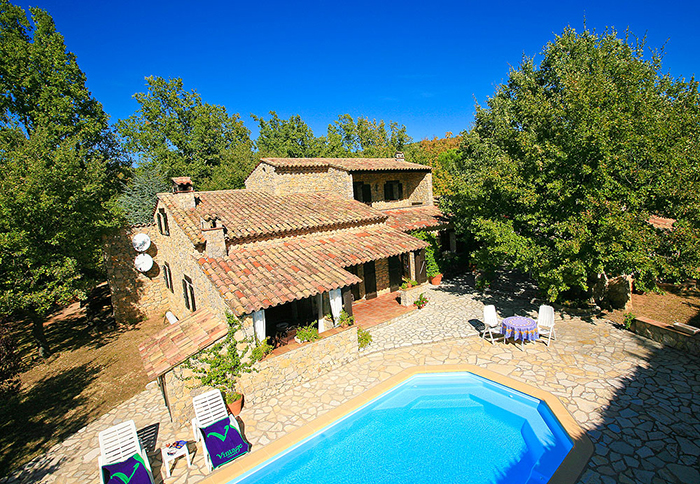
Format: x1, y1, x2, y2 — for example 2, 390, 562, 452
200, 417, 250, 468
102, 453, 151, 484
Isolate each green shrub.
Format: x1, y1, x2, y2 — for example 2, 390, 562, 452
296, 325, 320, 343
358, 327, 373, 349
413, 230, 442, 277
251, 337, 273, 361
623, 312, 636, 330
182, 313, 255, 403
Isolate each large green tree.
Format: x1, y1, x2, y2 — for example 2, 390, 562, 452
325, 114, 411, 157
0, 1, 126, 355
117, 77, 255, 191
252, 111, 323, 158
444, 27, 700, 300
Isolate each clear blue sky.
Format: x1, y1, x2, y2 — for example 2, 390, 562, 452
13, 0, 700, 141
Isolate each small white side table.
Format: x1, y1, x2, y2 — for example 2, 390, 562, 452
161, 443, 191, 478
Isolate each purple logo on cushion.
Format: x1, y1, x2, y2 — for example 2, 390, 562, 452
103, 453, 151, 484
201, 418, 250, 468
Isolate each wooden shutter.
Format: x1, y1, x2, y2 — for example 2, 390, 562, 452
362, 183, 372, 203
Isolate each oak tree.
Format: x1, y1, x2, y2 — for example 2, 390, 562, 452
444, 27, 700, 300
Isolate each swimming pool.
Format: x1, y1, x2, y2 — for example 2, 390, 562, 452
227, 372, 575, 484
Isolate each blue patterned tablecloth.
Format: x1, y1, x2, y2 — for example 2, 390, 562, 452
501, 316, 538, 342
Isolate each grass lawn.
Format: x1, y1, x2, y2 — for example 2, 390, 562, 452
0, 284, 166, 477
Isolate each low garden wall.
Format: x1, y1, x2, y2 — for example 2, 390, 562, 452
238, 326, 359, 406
399, 284, 429, 307
632, 316, 700, 356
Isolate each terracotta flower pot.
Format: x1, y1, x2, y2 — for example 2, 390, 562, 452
430, 274, 443, 286
226, 395, 244, 416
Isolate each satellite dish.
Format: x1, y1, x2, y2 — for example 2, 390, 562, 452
134, 253, 154, 273
132, 233, 151, 252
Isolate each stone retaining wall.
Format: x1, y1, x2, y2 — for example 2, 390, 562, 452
633, 316, 700, 356
238, 326, 359, 405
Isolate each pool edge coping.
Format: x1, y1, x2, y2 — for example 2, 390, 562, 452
202, 364, 594, 484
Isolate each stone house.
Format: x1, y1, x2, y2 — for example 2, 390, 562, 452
106, 155, 452, 422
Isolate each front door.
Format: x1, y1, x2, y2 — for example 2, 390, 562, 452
389, 256, 402, 291
364, 261, 377, 299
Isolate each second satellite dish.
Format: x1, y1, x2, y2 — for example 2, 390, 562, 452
132, 233, 151, 252
134, 253, 154, 273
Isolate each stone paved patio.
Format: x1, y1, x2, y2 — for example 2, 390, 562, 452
4, 276, 699, 484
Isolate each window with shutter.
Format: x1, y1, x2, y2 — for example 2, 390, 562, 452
182, 275, 196, 311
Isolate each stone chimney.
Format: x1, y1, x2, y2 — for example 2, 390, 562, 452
395, 152, 405, 161
171, 177, 196, 210
202, 227, 227, 258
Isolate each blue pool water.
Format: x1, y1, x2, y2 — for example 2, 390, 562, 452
230, 372, 573, 484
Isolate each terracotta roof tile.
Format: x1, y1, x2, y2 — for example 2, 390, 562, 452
198, 225, 428, 315
158, 191, 387, 246
260, 157, 430, 172
138, 309, 226, 380
384, 206, 450, 232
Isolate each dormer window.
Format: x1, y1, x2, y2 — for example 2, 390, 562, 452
157, 208, 170, 236
384, 181, 403, 201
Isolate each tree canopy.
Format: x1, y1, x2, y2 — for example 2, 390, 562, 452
443, 27, 700, 300
0, 1, 126, 355
117, 76, 255, 191
252, 111, 412, 159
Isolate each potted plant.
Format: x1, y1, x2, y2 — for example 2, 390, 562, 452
401, 277, 418, 289
339, 309, 355, 327
414, 293, 429, 309
184, 313, 267, 417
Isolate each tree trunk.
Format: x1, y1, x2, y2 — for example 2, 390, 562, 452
28, 310, 51, 358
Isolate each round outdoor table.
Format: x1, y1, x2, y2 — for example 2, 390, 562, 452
501, 316, 538, 350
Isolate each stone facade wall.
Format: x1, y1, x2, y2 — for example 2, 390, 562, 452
245, 162, 353, 198
153, 200, 235, 328
104, 225, 168, 323
633, 317, 700, 356
238, 326, 359, 405
244, 162, 275, 192
352, 171, 432, 209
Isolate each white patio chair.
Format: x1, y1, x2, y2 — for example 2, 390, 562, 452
537, 305, 556, 346
192, 389, 243, 473
98, 420, 154, 484
481, 305, 503, 344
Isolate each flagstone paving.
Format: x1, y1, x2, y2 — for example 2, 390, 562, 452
3, 278, 699, 484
